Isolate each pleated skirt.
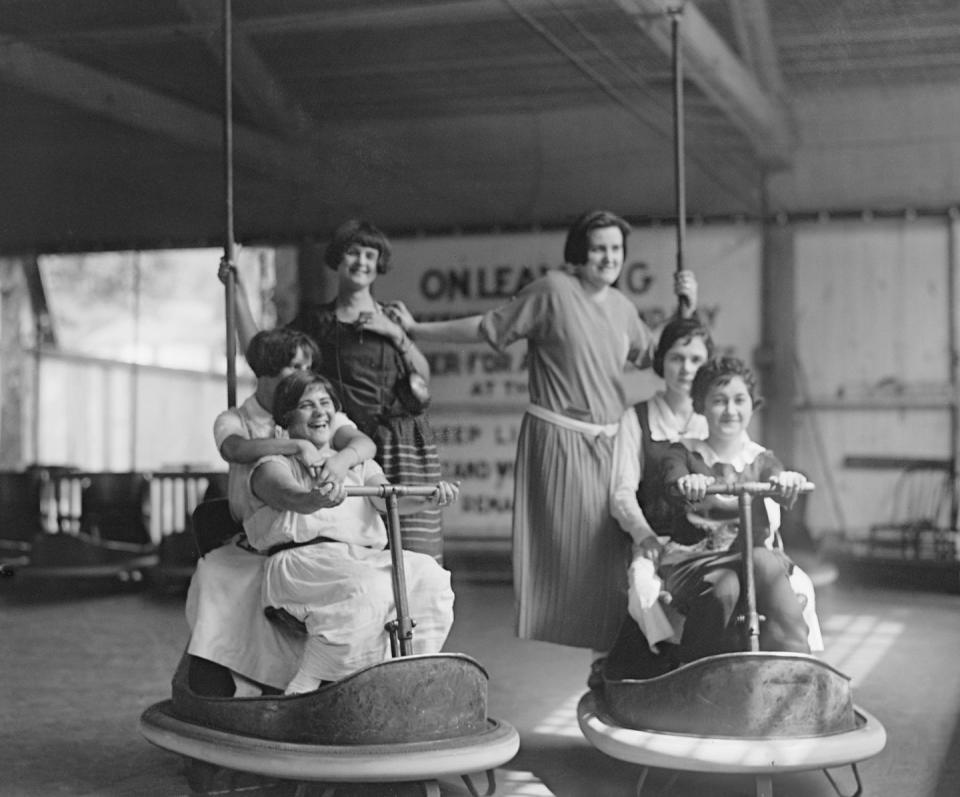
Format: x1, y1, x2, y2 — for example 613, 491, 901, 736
512, 414, 630, 650
375, 414, 444, 562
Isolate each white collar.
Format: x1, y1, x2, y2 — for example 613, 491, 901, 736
647, 391, 708, 442
679, 433, 766, 472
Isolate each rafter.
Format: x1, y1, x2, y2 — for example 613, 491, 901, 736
613, 0, 795, 168
728, 0, 787, 98
0, 40, 316, 184
6, 1, 526, 46
176, 0, 317, 140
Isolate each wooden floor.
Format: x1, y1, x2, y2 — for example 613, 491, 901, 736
1, 567, 958, 797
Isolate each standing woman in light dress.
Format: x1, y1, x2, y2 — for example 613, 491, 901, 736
389, 210, 698, 659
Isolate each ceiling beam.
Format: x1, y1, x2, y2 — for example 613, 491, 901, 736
176, 0, 317, 140
0, 40, 316, 184
505, 0, 761, 209
727, 0, 787, 98
7, 1, 532, 46
613, 0, 795, 169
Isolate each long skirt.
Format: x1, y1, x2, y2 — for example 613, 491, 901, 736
512, 414, 630, 650
263, 541, 454, 683
376, 414, 444, 562
185, 536, 303, 690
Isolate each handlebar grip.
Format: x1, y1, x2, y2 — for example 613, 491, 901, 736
702, 481, 815, 497
344, 484, 438, 498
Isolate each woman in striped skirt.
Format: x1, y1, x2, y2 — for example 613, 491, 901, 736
228, 219, 444, 562
287, 219, 444, 562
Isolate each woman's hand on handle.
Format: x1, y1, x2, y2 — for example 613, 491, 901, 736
431, 480, 461, 507
307, 480, 347, 510
676, 473, 715, 501
769, 470, 807, 508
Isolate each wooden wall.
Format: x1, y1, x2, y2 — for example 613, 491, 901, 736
793, 216, 958, 540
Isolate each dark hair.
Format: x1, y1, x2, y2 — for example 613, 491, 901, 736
245, 329, 319, 378
563, 209, 631, 266
653, 316, 715, 377
691, 356, 763, 414
272, 371, 341, 428
323, 218, 392, 274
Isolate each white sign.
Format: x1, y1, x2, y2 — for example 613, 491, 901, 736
372, 225, 761, 538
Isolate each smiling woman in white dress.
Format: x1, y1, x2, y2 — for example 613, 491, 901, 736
244, 371, 459, 694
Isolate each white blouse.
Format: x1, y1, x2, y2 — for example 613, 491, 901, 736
610, 391, 707, 544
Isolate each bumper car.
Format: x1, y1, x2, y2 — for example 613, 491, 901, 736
5, 470, 158, 583
140, 484, 519, 795
578, 482, 887, 797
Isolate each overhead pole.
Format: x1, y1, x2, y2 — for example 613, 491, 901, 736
669, 3, 689, 315
222, 0, 238, 408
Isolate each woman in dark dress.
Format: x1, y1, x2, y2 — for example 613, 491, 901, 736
227, 219, 443, 561
288, 220, 444, 561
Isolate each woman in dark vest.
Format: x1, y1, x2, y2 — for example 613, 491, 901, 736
603, 317, 713, 680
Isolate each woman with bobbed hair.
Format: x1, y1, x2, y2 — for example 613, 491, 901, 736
653, 356, 811, 663
321, 217, 393, 273
607, 337, 822, 679
602, 316, 714, 679
612, 315, 715, 559
228, 218, 445, 562
388, 209, 698, 659
289, 219, 445, 562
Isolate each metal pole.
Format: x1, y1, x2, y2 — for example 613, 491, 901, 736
740, 492, 761, 652
670, 4, 688, 315
129, 251, 141, 470
385, 491, 414, 656
347, 485, 432, 656
946, 211, 959, 528
222, 0, 237, 408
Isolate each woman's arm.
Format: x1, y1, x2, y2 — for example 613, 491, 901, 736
318, 427, 377, 485
387, 301, 485, 345
610, 409, 659, 550
218, 259, 260, 353
250, 458, 346, 514
396, 334, 431, 380
221, 434, 318, 467
357, 308, 432, 378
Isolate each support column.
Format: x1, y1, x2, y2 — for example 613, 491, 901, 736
947, 211, 960, 527
293, 237, 338, 316
755, 215, 797, 467
0, 256, 33, 468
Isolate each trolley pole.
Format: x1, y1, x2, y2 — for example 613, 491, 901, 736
222, 0, 237, 409
670, 5, 688, 310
